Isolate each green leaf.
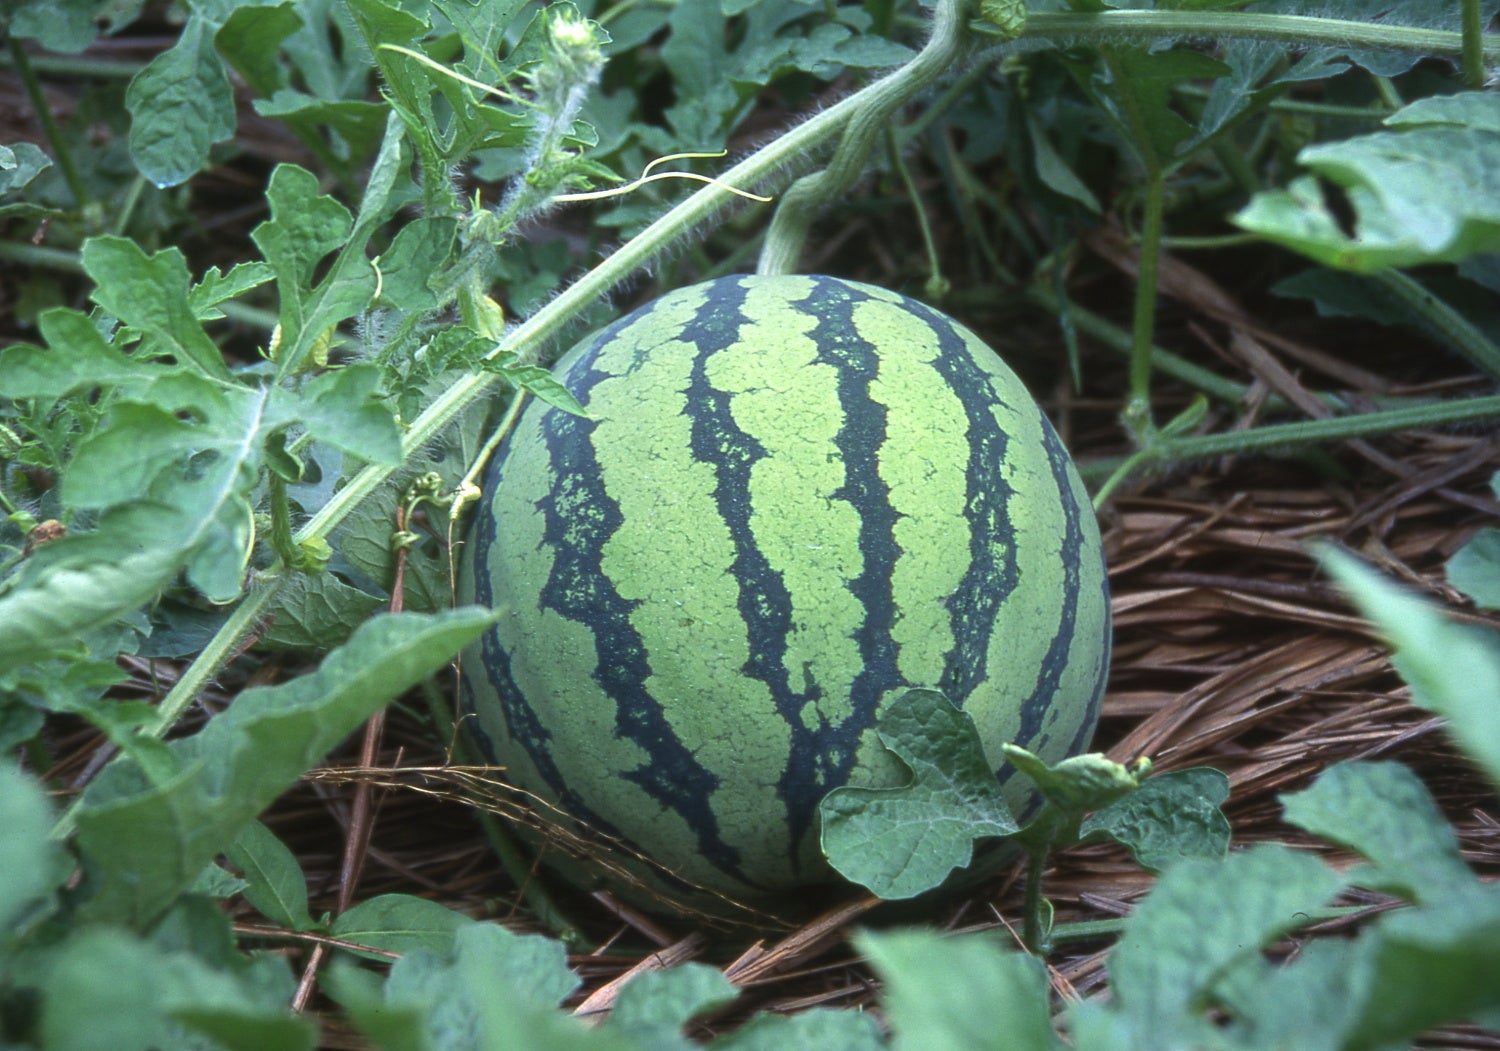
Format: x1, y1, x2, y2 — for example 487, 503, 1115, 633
711, 1008, 887, 1051
1337, 884, 1500, 1047
819, 690, 1018, 900
0, 761, 66, 936
58, 377, 260, 606
251, 164, 376, 374
1382, 89, 1500, 133
331, 893, 475, 957
37, 924, 314, 1051
1447, 526, 1500, 610
225, 820, 316, 931
1006, 747, 1146, 815
429, 0, 529, 76
0, 307, 156, 399
440, 921, 581, 1011
1217, 883, 1500, 1050
267, 364, 403, 465
255, 92, 390, 163
349, 109, 412, 242
1096, 845, 1343, 1045
0, 141, 53, 195
1267, 267, 1500, 368
215, 2, 305, 97
258, 568, 387, 651
73, 608, 496, 927
1318, 546, 1500, 789
1021, 109, 1099, 214
81, 236, 231, 379
1078, 767, 1231, 872
0, 506, 186, 673
1066, 47, 1230, 167
377, 217, 457, 312
1280, 761, 1475, 903
335, 398, 488, 614
62, 388, 258, 512
190, 261, 277, 320
124, 13, 236, 187
500, 361, 589, 416
38, 928, 184, 1051
8, 0, 111, 52
858, 928, 1060, 1051
604, 964, 737, 1049
1235, 91, 1500, 271
369, 922, 610, 1051
323, 960, 429, 1051
191, 860, 250, 899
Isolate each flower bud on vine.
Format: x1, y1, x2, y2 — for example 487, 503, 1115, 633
496, 5, 608, 223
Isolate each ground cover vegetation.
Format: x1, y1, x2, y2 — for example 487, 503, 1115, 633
1, 0, 1498, 1046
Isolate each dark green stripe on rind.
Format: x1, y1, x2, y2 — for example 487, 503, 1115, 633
890, 295, 1023, 706
789, 279, 906, 863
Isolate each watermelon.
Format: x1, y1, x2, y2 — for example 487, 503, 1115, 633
459, 274, 1110, 904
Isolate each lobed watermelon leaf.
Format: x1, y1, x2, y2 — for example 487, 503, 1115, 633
1078, 766, 1231, 872
0, 760, 68, 939
331, 920, 619, 1051
1235, 92, 1500, 272
822, 692, 1233, 902
72, 608, 496, 928
819, 689, 1018, 900
857, 928, 1060, 1051
1281, 760, 1475, 904
1070, 844, 1347, 1048
708, 1010, 887, 1051
1447, 523, 1500, 611
602, 965, 738, 1050
38, 924, 315, 1051
1318, 545, 1500, 789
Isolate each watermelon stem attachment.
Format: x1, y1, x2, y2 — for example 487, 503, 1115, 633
756, 0, 980, 277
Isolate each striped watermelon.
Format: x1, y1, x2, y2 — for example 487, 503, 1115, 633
459, 274, 1110, 904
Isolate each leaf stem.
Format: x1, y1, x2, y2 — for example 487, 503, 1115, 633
1023, 284, 1248, 405
1021, 845, 1050, 954
1126, 168, 1166, 435
7, 36, 92, 215
1015, 10, 1499, 59
1462, 0, 1486, 88
1096, 393, 1500, 491
1371, 268, 1500, 382
885, 128, 947, 296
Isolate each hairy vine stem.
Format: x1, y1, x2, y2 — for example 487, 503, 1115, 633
1017, 10, 1499, 60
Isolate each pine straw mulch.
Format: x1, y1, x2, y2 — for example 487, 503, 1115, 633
270, 265, 1499, 1045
